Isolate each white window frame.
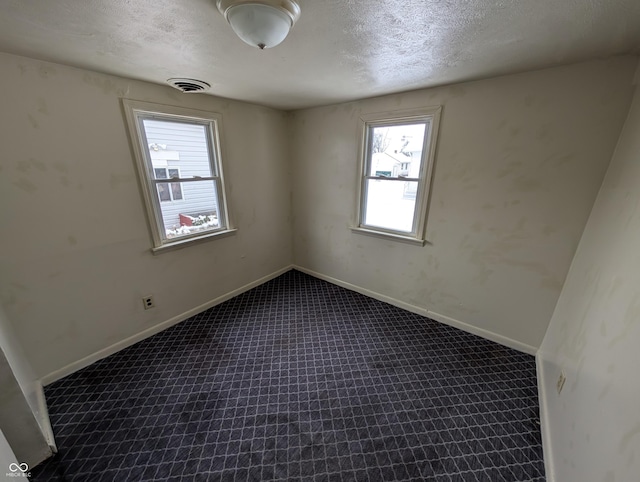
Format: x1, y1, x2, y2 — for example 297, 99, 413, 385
122, 99, 235, 253
352, 106, 441, 246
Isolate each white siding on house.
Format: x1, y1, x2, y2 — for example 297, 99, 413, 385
143, 119, 219, 230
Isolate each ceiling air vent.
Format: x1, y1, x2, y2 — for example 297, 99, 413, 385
167, 78, 211, 93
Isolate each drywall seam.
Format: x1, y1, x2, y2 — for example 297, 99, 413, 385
536, 353, 555, 482
40, 265, 294, 386
294, 266, 537, 355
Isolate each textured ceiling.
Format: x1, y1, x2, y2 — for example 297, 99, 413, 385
0, 0, 639, 110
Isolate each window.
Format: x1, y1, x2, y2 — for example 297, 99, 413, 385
154, 168, 183, 202
123, 100, 234, 252
354, 107, 441, 245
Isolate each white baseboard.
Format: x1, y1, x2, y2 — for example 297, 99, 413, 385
293, 265, 537, 355
426, 311, 538, 355
293, 266, 431, 315
40, 265, 294, 386
40, 264, 538, 385
536, 353, 555, 482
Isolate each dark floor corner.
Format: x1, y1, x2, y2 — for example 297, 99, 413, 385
30, 269, 545, 481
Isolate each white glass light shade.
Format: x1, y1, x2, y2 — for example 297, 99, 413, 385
226, 4, 292, 49
217, 0, 301, 50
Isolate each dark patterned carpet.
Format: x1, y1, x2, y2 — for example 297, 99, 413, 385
31, 270, 545, 481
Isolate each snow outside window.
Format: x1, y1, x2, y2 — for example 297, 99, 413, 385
123, 100, 234, 252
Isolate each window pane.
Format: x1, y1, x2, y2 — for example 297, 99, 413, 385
157, 182, 171, 202
369, 123, 426, 178
168, 169, 179, 179
160, 180, 220, 240
171, 182, 183, 200
154, 168, 167, 179
364, 179, 418, 233
143, 119, 214, 177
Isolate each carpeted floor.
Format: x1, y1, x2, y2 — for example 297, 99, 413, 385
30, 270, 545, 481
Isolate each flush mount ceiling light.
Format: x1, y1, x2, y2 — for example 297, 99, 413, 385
216, 0, 301, 50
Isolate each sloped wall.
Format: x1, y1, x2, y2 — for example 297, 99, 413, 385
537, 65, 640, 482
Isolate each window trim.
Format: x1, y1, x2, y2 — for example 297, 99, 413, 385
122, 99, 234, 253
352, 106, 441, 245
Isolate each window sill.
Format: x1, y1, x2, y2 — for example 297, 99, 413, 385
350, 227, 426, 246
151, 228, 237, 255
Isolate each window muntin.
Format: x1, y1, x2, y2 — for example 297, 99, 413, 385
123, 100, 232, 251
356, 107, 441, 243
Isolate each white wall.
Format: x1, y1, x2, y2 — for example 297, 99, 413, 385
0, 311, 51, 468
0, 305, 49, 444
537, 65, 640, 482
0, 429, 19, 479
0, 353, 50, 469
0, 52, 292, 381
0, 304, 52, 466
290, 57, 637, 351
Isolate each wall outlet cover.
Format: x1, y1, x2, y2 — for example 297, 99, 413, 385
142, 296, 155, 310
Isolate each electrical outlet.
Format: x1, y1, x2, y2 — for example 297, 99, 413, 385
556, 371, 566, 394
142, 295, 155, 310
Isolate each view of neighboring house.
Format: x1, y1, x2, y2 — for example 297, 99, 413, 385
143, 120, 219, 235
